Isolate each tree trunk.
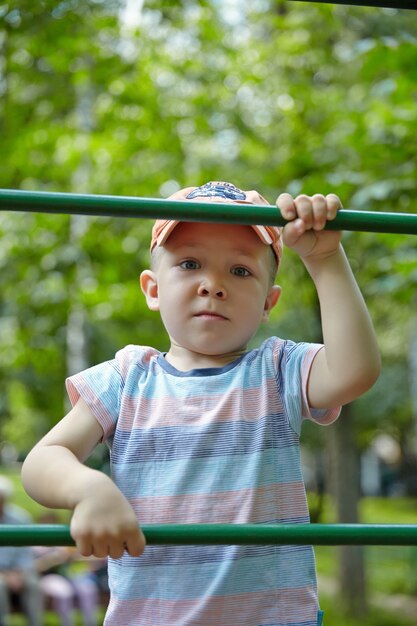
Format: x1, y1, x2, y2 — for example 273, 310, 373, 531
66, 77, 94, 380
329, 403, 368, 617
405, 317, 417, 495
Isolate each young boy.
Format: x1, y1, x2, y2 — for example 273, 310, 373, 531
22, 181, 380, 626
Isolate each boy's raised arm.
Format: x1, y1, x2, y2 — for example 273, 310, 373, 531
21, 398, 146, 558
278, 193, 381, 409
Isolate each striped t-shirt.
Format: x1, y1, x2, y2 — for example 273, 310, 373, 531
66, 336, 340, 626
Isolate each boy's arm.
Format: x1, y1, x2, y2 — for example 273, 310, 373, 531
278, 193, 381, 409
21, 398, 146, 558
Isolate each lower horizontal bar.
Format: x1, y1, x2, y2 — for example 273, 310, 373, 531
0, 189, 416, 235
2, 524, 417, 546
289, 0, 417, 10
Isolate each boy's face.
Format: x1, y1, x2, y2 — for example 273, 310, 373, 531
141, 222, 281, 368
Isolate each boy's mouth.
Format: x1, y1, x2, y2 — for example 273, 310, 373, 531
194, 310, 228, 320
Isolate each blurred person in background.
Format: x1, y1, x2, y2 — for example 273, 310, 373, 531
0, 476, 43, 626
35, 512, 100, 626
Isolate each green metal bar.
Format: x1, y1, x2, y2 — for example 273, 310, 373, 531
290, 0, 417, 10
0, 189, 416, 235
1, 524, 417, 546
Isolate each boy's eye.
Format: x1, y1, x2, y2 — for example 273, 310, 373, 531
179, 259, 200, 270
232, 266, 251, 277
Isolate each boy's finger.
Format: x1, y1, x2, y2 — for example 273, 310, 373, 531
125, 529, 146, 557
106, 540, 126, 560
75, 537, 94, 557
281, 219, 308, 247
91, 542, 112, 559
325, 193, 342, 219
276, 193, 296, 220
294, 195, 314, 229
311, 194, 327, 230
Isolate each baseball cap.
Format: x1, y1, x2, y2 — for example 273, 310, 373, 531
150, 181, 282, 264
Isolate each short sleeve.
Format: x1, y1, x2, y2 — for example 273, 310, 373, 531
66, 348, 129, 441
279, 340, 341, 436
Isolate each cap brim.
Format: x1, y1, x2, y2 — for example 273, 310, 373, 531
154, 220, 180, 248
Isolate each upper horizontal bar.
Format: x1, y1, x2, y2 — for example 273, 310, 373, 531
2, 524, 417, 546
289, 0, 417, 9
0, 189, 416, 235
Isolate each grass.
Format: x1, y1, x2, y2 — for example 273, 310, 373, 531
10, 609, 106, 626
311, 494, 417, 597
10, 608, 415, 626
319, 594, 416, 626
9, 601, 416, 626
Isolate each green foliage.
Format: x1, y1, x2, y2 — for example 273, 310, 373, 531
319, 595, 415, 626
0, 2, 416, 460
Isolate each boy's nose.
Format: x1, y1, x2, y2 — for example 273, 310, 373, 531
197, 278, 226, 299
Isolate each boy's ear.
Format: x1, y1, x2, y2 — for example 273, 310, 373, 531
262, 284, 281, 322
140, 270, 159, 311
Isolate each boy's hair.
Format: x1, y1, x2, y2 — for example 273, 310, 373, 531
150, 182, 282, 284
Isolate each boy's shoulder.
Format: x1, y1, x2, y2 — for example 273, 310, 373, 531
113, 344, 160, 371
253, 336, 322, 371
254, 335, 293, 358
